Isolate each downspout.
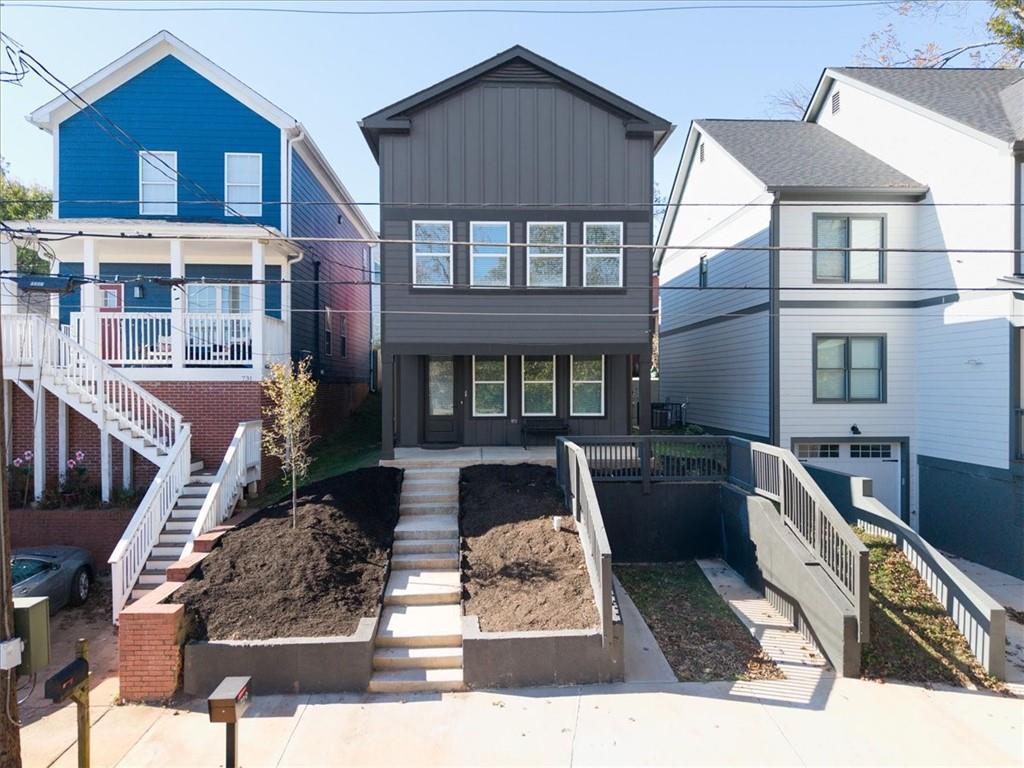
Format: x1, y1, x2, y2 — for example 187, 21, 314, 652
769, 192, 781, 447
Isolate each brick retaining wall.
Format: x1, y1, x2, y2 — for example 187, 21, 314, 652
118, 582, 187, 701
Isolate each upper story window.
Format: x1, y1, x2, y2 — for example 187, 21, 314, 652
814, 215, 884, 283
186, 284, 251, 314
470, 222, 510, 287
583, 222, 623, 287
225, 153, 263, 217
412, 221, 452, 286
527, 222, 566, 287
814, 335, 885, 403
139, 151, 177, 216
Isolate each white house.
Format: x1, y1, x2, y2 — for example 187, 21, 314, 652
656, 67, 1024, 578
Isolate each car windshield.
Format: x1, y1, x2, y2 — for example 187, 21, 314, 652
11, 557, 49, 585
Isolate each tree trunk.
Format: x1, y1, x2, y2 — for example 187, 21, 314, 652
291, 464, 297, 529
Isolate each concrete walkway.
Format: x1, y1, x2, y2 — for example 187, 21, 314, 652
381, 446, 556, 467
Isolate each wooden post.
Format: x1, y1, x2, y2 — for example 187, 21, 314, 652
638, 351, 652, 435
0, 238, 17, 316
121, 442, 132, 490
58, 400, 68, 487
80, 238, 99, 357
169, 240, 184, 370
99, 427, 111, 504
33, 383, 45, 502
73, 638, 90, 768
250, 241, 265, 373
281, 260, 292, 362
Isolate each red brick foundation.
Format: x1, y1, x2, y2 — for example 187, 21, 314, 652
10, 507, 133, 570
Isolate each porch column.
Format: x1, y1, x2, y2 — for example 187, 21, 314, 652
80, 237, 99, 356
382, 351, 395, 459
49, 251, 60, 322
122, 442, 133, 490
32, 387, 45, 501
0, 238, 16, 315
170, 239, 185, 369
100, 425, 112, 503
3, 382, 11, 462
251, 241, 265, 372
57, 400, 68, 486
281, 259, 292, 360
638, 350, 652, 435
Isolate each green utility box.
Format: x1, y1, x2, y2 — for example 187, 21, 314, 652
13, 596, 50, 676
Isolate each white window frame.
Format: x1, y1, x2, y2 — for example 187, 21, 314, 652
412, 220, 453, 287
583, 222, 623, 288
521, 355, 557, 417
224, 152, 263, 217
139, 150, 178, 216
570, 354, 605, 417
470, 221, 510, 288
472, 355, 507, 417
526, 221, 567, 287
185, 283, 252, 314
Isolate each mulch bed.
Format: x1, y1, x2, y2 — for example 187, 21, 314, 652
460, 464, 598, 632
173, 467, 402, 641
857, 530, 1008, 692
615, 562, 783, 682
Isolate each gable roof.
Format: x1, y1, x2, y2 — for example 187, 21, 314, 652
806, 67, 1024, 147
359, 45, 674, 160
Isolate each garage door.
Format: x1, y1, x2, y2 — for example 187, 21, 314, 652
795, 442, 901, 517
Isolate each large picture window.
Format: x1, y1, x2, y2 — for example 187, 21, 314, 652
583, 223, 623, 287
139, 151, 178, 216
224, 153, 262, 217
470, 222, 510, 287
472, 355, 506, 416
570, 355, 604, 416
522, 356, 556, 416
814, 215, 884, 283
412, 221, 453, 286
527, 222, 566, 287
814, 335, 885, 402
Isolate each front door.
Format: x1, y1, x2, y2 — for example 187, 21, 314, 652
98, 283, 124, 361
424, 356, 462, 444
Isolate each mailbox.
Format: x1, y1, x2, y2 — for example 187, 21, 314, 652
208, 676, 251, 724
45, 657, 89, 703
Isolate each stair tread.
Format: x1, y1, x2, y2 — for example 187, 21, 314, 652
376, 604, 462, 645
370, 668, 464, 683
386, 570, 460, 598
395, 515, 458, 533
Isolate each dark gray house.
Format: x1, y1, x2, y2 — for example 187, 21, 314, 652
361, 46, 673, 456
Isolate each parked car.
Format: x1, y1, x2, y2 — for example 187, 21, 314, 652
11, 546, 95, 612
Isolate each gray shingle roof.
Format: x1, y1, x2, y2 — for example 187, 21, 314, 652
695, 119, 926, 192
831, 67, 1024, 143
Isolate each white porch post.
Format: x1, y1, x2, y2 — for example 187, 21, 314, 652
100, 426, 112, 503
57, 400, 68, 486
251, 241, 265, 372
49, 252, 60, 322
80, 237, 99, 356
0, 238, 17, 315
170, 239, 185, 369
122, 441, 132, 490
32, 387, 45, 501
3, 382, 10, 462
281, 259, 292, 361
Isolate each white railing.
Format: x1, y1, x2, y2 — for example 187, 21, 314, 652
181, 420, 262, 558
263, 316, 290, 367
185, 313, 253, 366
109, 425, 192, 622
1, 311, 37, 367
97, 312, 174, 366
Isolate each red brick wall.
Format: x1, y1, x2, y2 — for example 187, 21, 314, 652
10, 507, 133, 570
118, 584, 186, 702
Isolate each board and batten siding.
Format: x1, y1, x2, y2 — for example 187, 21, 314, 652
59, 54, 282, 227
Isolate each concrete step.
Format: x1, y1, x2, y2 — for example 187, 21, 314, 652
130, 587, 153, 600
367, 668, 465, 694
384, 570, 461, 606
143, 557, 177, 572
401, 491, 458, 504
394, 515, 459, 541
390, 553, 459, 571
393, 538, 458, 555
376, 605, 462, 648
372, 646, 464, 671
402, 467, 460, 478
401, 477, 458, 490
138, 572, 166, 585
399, 503, 459, 516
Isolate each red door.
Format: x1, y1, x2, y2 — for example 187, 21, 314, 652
98, 283, 123, 361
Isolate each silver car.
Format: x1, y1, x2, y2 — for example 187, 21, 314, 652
12, 546, 95, 612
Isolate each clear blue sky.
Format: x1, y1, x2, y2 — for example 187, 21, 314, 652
0, 0, 995, 229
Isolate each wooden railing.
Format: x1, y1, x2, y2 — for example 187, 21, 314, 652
572, 435, 727, 490
181, 420, 262, 558
263, 316, 290, 367
185, 313, 253, 365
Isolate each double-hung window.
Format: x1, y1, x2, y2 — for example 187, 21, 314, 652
527, 222, 566, 286
186, 284, 251, 314
571, 355, 604, 416
224, 153, 262, 217
412, 221, 453, 286
472, 356, 506, 416
814, 335, 885, 402
584, 223, 623, 287
470, 222, 509, 287
139, 151, 177, 216
324, 306, 334, 357
814, 215, 884, 282
522, 356, 556, 416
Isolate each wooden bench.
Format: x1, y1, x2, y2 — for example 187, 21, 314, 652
521, 417, 570, 449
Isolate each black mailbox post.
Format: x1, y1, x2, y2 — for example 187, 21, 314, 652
207, 676, 251, 768
45, 638, 90, 768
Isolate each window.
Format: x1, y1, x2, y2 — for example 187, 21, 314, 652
698, 255, 709, 288
584, 223, 623, 287
831, 90, 841, 115
814, 215, 884, 283
338, 315, 347, 357
186, 284, 251, 314
12, 558, 49, 585
796, 443, 840, 459
472, 356, 506, 416
324, 306, 333, 356
814, 335, 885, 402
101, 287, 120, 309
470, 222, 509, 287
412, 221, 452, 286
522, 356, 556, 416
527, 222, 566, 287
850, 443, 892, 459
571, 355, 604, 416
224, 153, 262, 217
139, 151, 177, 216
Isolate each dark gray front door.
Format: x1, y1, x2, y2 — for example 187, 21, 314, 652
424, 356, 462, 444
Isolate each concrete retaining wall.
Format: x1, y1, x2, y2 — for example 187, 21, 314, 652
461, 615, 623, 688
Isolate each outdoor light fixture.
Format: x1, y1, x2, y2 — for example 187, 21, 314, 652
850, 425, 861, 435
133, 284, 144, 299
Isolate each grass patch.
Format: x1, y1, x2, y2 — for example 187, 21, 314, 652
858, 530, 1007, 692
615, 562, 782, 682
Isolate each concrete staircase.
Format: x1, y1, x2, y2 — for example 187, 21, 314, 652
369, 468, 466, 694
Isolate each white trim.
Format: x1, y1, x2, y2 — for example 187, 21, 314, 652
583, 222, 623, 288
521, 355, 556, 417
526, 221, 567, 287
139, 150, 178, 216
224, 152, 263, 218
570, 354, 605, 417
469, 221, 510, 288
412, 220, 453, 287
52, 126, 60, 219
280, 130, 291, 235
472, 355, 507, 417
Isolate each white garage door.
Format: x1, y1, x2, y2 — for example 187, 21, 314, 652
795, 442, 902, 517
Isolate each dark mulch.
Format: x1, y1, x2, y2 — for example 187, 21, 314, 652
173, 467, 402, 641
615, 562, 783, 682
460, 463, 598, 632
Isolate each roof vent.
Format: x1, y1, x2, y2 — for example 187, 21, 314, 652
699, 142, 705, 163
831, 90, 841, 115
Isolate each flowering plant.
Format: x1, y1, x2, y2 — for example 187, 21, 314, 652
62, 449, 89, 494
9, 449, 34, 507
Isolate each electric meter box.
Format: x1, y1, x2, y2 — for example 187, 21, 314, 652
13, 596, 51, 676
